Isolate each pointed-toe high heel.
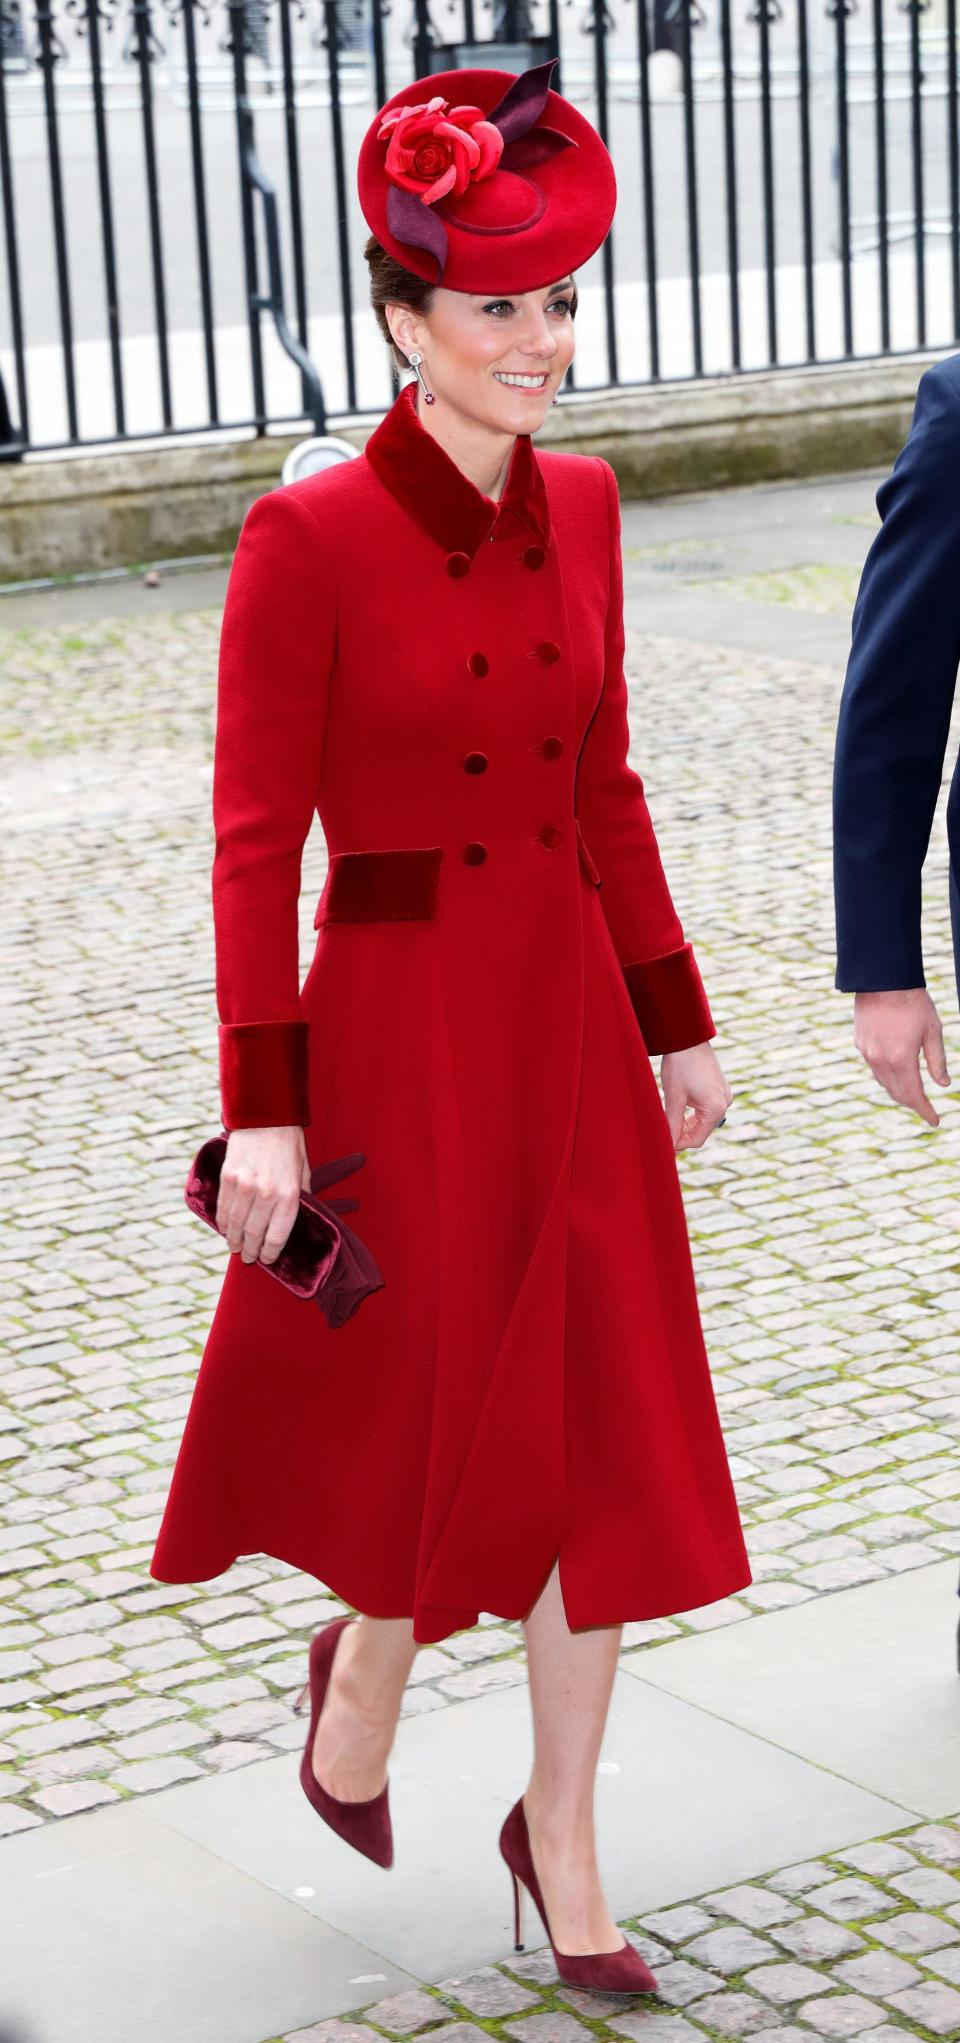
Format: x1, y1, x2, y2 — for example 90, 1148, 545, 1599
292, 1615, 394, 1869
498, 1796, 658, 1995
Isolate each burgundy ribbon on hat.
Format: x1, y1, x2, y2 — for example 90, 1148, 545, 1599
384, 57, 576, 284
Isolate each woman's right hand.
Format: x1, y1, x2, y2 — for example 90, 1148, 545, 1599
216, 1125, 312, 1266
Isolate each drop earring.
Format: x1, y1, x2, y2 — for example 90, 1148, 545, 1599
408, 351, 435, 405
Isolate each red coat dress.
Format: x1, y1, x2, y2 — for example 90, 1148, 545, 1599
150, 378, 752, 1644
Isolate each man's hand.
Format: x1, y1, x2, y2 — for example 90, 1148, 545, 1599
660, 1041, 733, 1152
853, 988, 951, 1125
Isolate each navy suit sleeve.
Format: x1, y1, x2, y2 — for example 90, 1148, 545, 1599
833, 362, 960, 991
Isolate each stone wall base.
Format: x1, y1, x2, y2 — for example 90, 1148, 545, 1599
2, 352, 947, 584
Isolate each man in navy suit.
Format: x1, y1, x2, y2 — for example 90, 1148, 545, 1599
833, 355, 958, 1646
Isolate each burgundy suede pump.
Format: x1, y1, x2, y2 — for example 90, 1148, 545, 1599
293, 1616, 394, 1868
499, 1796, 658, 1994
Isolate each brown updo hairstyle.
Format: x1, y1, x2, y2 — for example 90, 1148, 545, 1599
364, 233, 579, 373
364, 235, 436, 374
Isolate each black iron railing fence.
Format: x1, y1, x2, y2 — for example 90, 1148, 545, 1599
2, 0, 960, 457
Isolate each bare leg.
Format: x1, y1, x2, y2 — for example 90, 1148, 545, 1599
521, 1558, 625, 1954
312, 1613, 418, 1802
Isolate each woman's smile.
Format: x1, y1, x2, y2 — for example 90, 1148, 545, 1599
492, 369, 550, 390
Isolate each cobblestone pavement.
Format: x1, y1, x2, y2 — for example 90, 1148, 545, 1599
3, 496, 960, 1902
270, 1817, 960, 2042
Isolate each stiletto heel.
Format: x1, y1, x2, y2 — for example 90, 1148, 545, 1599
293, 1680, 309, 1714
295, 1616, 394, 1868
511, 1868, 527, 1950
499, 1796, 658, 1995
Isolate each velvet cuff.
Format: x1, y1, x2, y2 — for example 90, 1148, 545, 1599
218, 1020, 310, 1131
622, 944, 716, 1055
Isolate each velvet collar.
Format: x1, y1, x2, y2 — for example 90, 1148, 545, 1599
363, 378, 552, 559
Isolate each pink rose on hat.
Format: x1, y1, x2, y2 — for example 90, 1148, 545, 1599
378, 96, 504, 206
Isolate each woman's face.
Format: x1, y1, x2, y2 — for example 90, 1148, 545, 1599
392, 276, 577, 433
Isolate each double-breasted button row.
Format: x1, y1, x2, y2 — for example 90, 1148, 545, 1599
446, 544, 548, 576
460, 739, 562, 776
467, 642, 560, 675
463, 829, 564, 860
456, 582, 561, 864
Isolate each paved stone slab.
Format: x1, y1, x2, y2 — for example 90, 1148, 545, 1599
741, 1960, 829, 2002
682, 1926, 778, 1974
647, 1958, 722, 2005
872, 1911, 960, 1954
627, 1560, 960, 1816
0, 1797, 416, 2043
770, 1918, 864, 1962
885, 1979, 960, 2033
831, 1950, 921, 1993
684, 1990, 779, 2035
834, 1842, 916, 1877
809, 1877, 900, 1921
699, 1882, 800, 1928
432, 1969, 538, 2017
925, 1944, 960, 1983
796, 1994, 887, 2034
752, 2033, 820, 2043
138, 1672, 911, 1981
284, 2026, 389, 2043
357, 1990, 445, 2033
900, 1825, 960, 1867
601, 2020, 701, 2041
635, 1906, 714, 1942
500, 2015, 590, 2043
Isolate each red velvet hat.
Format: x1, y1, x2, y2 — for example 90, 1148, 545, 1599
356, 56, 616, 294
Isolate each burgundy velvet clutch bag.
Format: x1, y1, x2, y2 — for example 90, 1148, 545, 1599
184, 1136, 385, 1329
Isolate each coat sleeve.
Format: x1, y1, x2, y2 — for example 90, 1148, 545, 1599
833, 362, 960, 992
574, 456, 716, 1055
212, 484, 335, 1131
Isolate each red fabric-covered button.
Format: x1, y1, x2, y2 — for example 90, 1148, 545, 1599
463, 841, 487, 864
468, 651, 489, 676
538, 824, 562, 850
522, 544, 546, 570
541, 735, 564, 760
463, 752, 488, 774
536, 639, 561, 663
447, 551, 471, 577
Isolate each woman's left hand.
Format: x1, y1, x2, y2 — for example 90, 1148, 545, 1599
659, 1042, 733, 1152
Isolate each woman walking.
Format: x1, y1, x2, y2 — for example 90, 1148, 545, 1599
151, 58, 751, 1993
